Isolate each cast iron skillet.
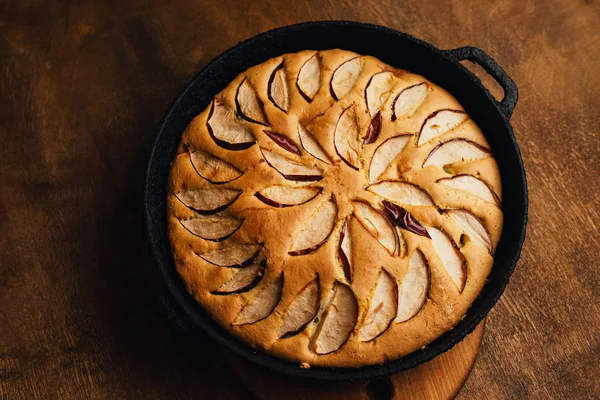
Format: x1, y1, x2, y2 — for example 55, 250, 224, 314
144, 21, 528, 381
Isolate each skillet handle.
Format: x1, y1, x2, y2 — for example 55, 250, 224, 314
444, 46, 518, 120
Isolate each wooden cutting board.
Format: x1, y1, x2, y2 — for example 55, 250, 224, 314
228, 320, 485, 400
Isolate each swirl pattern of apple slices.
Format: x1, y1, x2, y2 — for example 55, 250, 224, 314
207, 100, 256, 150
359, 269, 398, 341
233, 273, 284, 325
255, 185, 322, 208
437, 174, 501, 206
311, 281, 358, 354
334, 105, 361, 170
392, 83, 429, 121
260, 147, 323, 182
212, 257, 266, 295
189, 150, 243, 184
175, 188, 241, 214
296, 53, 321, 102
289, 197, 338, 256
180, 213, 243, 242
277, 275, 320, 338
170, 51, 502, 359
330, 57, 362, 100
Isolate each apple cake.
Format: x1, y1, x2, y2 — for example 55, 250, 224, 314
167, 49, 503, 367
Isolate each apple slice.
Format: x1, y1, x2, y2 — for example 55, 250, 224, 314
289, 197, 337, 256
199, 244, 262, 267
189, 150, 243, 184
382, 200, 430, 238
268, 63, 289, 112
363, 111, 382, 145
298, 124, 332, 164
311, 282, 358, 354
212, 261, 265, 295
260, 147, 323, 182
352, 201, 398, 256
255, 185, 322, 208
297, 53, 321, 102
418, 109, 469, 146
437, 174, 501, 206
207, 100, 255, 150
235, 79, 268, 125
392, 83, 428, 121
365, 71, 395, 117
180, 214, 243, 242
175, 188, 241, 214
334, 105, 361, 170
427, 227, 466, 292
368, 134, 411, 183
422, 139, 491, 168
338, 217, 353, 282
359, 269, 398, 341
446, 209, 493, 254
263, 130, 300, 155
232, 273, 283, 325
330, 57, 362, 100
368, 181, 435, 207
277, 276, 320, 338
396, 249, 430, 322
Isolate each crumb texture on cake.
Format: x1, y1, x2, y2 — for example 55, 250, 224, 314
166, 49, 503, 367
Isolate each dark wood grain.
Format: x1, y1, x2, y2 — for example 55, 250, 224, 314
1, 0, 598, 399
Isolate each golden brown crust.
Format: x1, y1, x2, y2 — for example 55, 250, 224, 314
166, 49, 503, 367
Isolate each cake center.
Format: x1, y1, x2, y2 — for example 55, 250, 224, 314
322, 159, 370, 216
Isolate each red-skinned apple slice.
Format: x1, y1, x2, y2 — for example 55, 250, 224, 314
363, 111, 382, 145
260, 147, 323, 182
382, 200, 430, 238
330, 57, 362, 100
232, 273, 283, 325
212, 260, 265, 295
207, 100, 255, 150
352, 201, 398, 256
365, 71, 395, 117
359, 269, 398, 341
422, 139, 491, 168
334, 105, 361, 170
268, 63, 289, 112
311, 282, 358, 354
277, 276, 320, 338
392, 83, 428, 121
255, 185, 322, 208
189, 150, 243, 184
396, 249, 430, 322
368, 134, 411, 183
338, 217, 353, 282
417, 109, 469, 146
289, 197, 337, 256
297, 53, 321, 102
199, 244, 262, 267
180, 213, 243, 242
263, 130, 300, 155
446, 209, 493, 254
235, 79, 268, 125
175, 188, 241, 214
427, 227, 466, 292
298, 124, 332, 164
368, 181, 435, 207
437, 174, 501, 206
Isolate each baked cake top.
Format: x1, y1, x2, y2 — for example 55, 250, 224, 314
167, 49, 503, 368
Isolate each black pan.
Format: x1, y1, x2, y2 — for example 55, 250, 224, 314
144, 21, 528, 381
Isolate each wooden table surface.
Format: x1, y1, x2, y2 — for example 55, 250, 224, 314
1, 0, 598, 398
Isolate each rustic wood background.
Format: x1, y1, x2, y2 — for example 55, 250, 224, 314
1, 0, 598, 398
